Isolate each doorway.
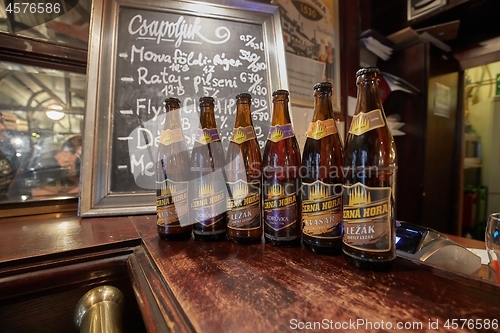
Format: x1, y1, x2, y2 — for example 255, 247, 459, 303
462, 62, 500, 239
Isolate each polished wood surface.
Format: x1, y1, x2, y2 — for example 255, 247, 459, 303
134, 217, 500, 333
0, 216, 147, 333
0, 214, 498, 333
0, 216, 141, 265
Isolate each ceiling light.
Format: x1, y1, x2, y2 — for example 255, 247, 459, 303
46, 110, 65, 120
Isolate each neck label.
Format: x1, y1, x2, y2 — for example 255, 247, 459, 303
230, 126, 256, 144
348, 109, 385, 136
160, 129, 184, 146
306, 119, 337, 140
194, 128, 221, 145
267, 124, 294, 142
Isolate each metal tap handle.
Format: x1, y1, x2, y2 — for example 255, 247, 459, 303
74, 285, 124, 333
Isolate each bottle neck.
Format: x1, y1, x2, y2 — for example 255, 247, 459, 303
271, 95, 292, 125
234, 98, 253, 127
199, 106, 217, 129
355, 77, 383, 114
164, 101, 181, 130
312, 90, 334, 122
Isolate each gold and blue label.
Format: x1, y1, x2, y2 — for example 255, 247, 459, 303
194, 128, 221, 145
267, 124, 295, 142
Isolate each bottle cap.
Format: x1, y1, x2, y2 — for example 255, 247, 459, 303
164, 97, 181, 105
356, 67, 380, 77
272, 89, 289, 96
236, 93, 252, 100
199, 96, 215, 104
313, 82, 332, 90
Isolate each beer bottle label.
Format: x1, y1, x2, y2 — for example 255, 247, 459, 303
194, 128, 221, 145
342, 182, 392, 251
156, 179, 189, 227
348, 109, 385, 136
159, 129, 184, 146
263, 182, 298, 231
301, 180, 342, 239
267, 124, 294, 142
191, 176, 226, 227
230, 126, 256, 145
226, 179, 261, 230
306, 119, 337, 140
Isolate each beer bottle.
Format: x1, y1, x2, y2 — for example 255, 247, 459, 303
301, 82, 343, 254
343, 67, 397, 270
226, 93, 263, 244
156, 97, 192, 240
263, 90, 301, 246
190, 97, 227, 241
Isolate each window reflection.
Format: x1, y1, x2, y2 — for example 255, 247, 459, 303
0, 61, 85, 204
0, 0, 91, 49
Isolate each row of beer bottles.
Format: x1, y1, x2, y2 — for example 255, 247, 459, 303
156, 67, 397, 270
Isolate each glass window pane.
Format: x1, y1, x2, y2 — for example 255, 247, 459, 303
0, 0, 91, 49
0, 61, 85, 204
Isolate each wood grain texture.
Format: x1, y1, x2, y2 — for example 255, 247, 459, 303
134, 216, 500, 333
0, 215, 148, 333
128, 247, 195, 333
0, 216, 142, 265
0, 214, 498, 333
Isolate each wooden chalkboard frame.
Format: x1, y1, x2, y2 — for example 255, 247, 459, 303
80, 0, 288, 216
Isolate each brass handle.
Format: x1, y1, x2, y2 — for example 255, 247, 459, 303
74, 285, 124, 333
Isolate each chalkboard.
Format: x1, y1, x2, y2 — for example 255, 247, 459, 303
112, 7, 272, 192
80, 0, 288, 216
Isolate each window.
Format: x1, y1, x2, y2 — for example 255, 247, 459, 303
0, 2, 89, 216
0, 61, 85, 206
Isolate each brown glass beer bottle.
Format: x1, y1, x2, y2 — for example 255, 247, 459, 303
263, 90, 301, 246
301, 82, 344, 254
225, 93, 263, 244
343, 67, 398, 270
190, 97, 227, 241
156, 97, 192, 240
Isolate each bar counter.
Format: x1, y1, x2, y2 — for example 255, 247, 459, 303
1, 214, 499, 332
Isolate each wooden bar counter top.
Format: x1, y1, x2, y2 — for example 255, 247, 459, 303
1, 214, 500, 332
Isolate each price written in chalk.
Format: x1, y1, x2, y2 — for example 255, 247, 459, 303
240, 34, 264, 51
240, 73, 267, 96
111, 8, 273, 192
